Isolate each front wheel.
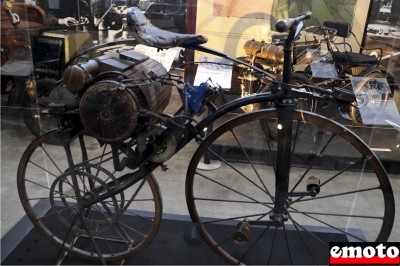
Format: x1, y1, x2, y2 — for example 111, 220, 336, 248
186, 109, 394, 265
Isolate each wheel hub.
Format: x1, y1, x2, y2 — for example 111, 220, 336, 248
49, 169, 120, 234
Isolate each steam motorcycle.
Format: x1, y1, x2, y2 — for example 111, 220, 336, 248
15, 6, 395, 265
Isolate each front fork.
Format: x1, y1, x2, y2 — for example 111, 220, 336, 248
271, 98, 297, 224
270, 21, 298, 223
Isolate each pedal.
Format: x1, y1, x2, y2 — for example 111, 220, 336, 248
306, 176, 320, 197
232, 219, 251, 244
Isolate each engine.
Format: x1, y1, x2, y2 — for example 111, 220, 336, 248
238, 40, 285, 112
63, 50, 172, 143
243, 39, 284, 64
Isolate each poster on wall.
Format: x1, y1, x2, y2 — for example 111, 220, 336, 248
271, 0, 358, 27
195, 0, 274, 59
195, 0, 371, 60
213, 0, 272, 18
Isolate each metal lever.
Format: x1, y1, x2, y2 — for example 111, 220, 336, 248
3, 0, 20, 26
95, 4, 116, 28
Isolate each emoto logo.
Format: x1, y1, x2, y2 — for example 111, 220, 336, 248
329, 243, 400, 265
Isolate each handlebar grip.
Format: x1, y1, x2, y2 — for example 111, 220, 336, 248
275, 11, 312, 32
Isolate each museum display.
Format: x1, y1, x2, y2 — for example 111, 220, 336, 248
1, 0, 399, 265
239, 20, 395, 125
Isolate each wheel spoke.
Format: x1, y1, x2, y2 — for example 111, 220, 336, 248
194, 197, 274, 206
124, 209, 157, 223
290, 156, 365, 204
289, 208, 384, 220
38, 145, 64, 174
230, 129, 274, 201
288, 214, 329, 247
206, 149, 272, 197
295, 186, 382, 203
282, 223, 293, 265
195, 171, 273, 209
291, 220, 320, 264
290, 208, 367, 242
290, 134, 336, 193
200, 212, 272, 225
259, 119, 277, 173
238, 225, 271, 264
26, 160, 60, 179
37, 205, 76, 222
267, 227, 278, 264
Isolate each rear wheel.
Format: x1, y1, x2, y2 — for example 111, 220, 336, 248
17, 131, 162, 261
186, 109, 394, 265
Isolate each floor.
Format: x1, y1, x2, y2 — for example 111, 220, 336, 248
1, 87, 400, 263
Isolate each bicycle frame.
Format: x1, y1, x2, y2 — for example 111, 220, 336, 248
65, 15, 314, 219
186, 16, 310, 223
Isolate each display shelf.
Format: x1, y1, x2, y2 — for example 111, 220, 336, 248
1, 200, 354, 265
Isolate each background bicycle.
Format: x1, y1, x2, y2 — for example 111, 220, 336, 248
236, 20, 399, 127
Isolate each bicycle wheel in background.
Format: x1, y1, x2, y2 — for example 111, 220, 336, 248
17, 130, 162, 262
186, 109, 394, 265
347, 68, 394, 126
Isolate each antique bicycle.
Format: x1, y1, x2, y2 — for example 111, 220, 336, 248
17, 7, 395, 265
295, 21, 396, 125
237, 20, 397, 127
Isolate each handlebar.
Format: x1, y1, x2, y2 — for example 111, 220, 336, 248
252, 71, 355, 105
290, 82, 355, 105
275, 12, 312, 32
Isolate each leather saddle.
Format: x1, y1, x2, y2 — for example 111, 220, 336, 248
126, 6, 208, 49
332, 51, 379, 66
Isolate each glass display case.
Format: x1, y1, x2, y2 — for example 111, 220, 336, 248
1, 0, 399, 265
